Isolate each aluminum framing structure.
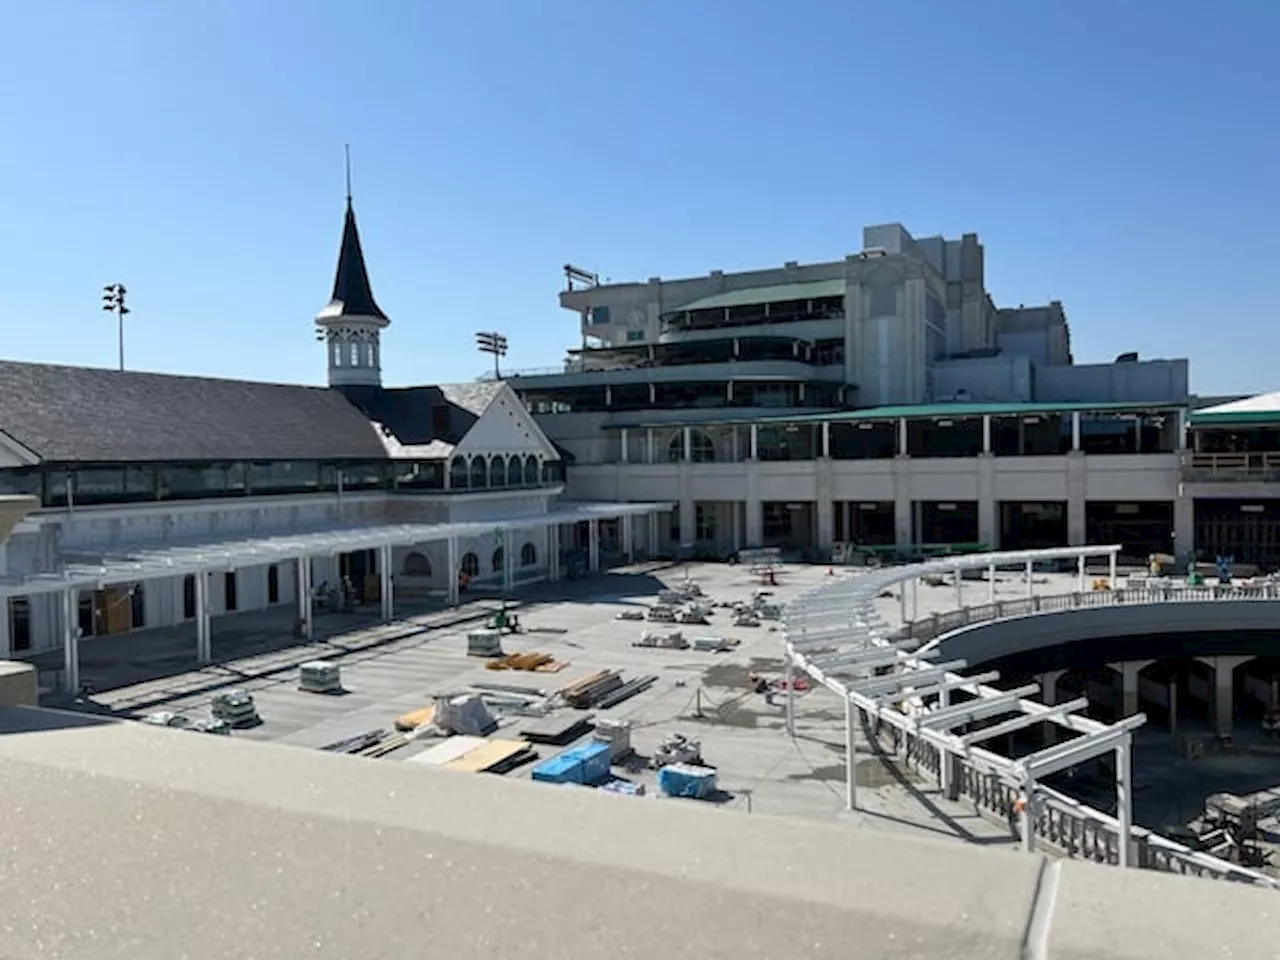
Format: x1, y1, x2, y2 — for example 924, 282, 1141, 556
1, 501, 672, 693
781, 544, 1148, 866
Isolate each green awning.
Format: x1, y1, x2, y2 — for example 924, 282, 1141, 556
1188, 409, 1280, 427
671, 279, 846, 313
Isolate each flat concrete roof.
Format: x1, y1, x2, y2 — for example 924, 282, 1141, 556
0, 705, 1274, 960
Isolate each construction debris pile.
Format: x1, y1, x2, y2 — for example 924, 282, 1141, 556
140, 711, 230, 736
211, 690, 260, 728
484, 652, 568, 673
1186, 788, 1280, 867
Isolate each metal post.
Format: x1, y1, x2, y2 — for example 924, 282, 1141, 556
195, 571, 211, 663
1108, 549, 1118, 588
1025, 559, 1034, 600
1116, 738, 1132, 868
937, 686, 952, 796
379, 543, 394, 621
899, 581, 907, 623
588, 519, 600, 573
784, 652, 795, 736
988, 563, 996, 603
622, 514, 634, 563
297, 556, 313, 640
845, 695, 857, 811
61, 588, 79, 694
446, 536, 459, 606
548, 524, 559, 581
1022, 777, 1036, 854
911, 577, 918, 620
1077, 554, 1086, 593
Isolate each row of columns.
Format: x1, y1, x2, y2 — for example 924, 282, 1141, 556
55, 514, 663, 693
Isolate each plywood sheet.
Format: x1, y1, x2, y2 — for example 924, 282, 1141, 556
445, 739, 530, 774
407, 735, 486, 766
394, 704, 436, 732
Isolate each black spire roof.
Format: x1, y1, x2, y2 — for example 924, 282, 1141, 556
319, 199, 388, 322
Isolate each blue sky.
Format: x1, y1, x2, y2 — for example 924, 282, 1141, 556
1, 1, 1276, 394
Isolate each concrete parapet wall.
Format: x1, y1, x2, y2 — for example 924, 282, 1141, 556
0, 706, 1274, 958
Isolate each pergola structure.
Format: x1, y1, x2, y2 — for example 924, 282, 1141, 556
781, 544, 1147, 865
0, 502, 671, 693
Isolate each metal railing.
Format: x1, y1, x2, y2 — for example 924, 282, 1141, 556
900, 581, 1280, 644
1181, 451, 1280, 483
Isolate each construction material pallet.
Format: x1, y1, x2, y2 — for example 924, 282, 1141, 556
521, 713, 594, 745
445, 738, 537, 774
484, 652, 569, 673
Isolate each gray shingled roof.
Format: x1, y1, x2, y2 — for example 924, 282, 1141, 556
439, 381, 502, 416
0, 360, 388, 463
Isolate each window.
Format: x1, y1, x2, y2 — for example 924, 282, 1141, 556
520, 543, 537, 566
349, 343, 360, 366
0, 468, 41, 498
267, 564, 280, 604
492, 547, 505, 573
9, 597, 30, 652
224, 571, 238, 612
248, 461, 320, 494
695, 504, 717, 542
469, 458, 487, 489
589, 306, 611, 325
460, 552, 479, 577
402, 552, 432, 576
449, 458, 469, 489
506, 455, 521, 487
183, 575, 196, 620
488, 457, 505, 488
524, 455, 538, 486
625, 329, 645, 342
332, 344, 342, 367
666, 430, 716, 462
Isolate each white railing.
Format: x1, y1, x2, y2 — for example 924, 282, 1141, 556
782, 547, 1280, 890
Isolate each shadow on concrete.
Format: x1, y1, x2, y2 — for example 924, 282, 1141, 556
0, 703, 120, 736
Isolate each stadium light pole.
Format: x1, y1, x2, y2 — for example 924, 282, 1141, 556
475, 331, 509, 380
102, 283, 130, 371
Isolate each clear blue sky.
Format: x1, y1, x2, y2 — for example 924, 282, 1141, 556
2, 0, 1276, 394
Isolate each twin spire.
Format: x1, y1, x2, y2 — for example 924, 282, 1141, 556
316, 145, 388, 323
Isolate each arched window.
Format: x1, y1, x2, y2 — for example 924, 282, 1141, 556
524, 455, 538, 486
402, 552, 431, 576
470, 457, 487, 488
667, 430, 716, 462
492, 547, 505, 573
450, 458, 468, 489
488, 456, 504, 488
460, 552, 479, 577
506, 455, 521, 486
757, 427, 789, 461
520, 542, 537, 566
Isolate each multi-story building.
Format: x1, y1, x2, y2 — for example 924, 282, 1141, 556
0, 194, 665, 663
509, 224, 1279, 568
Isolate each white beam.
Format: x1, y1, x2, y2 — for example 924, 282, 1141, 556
852, 661, 969, 696
916, 684, 1042, 730
871, 670, 1002, 706
1020, 716, 1146, 780
958, 697, 1089, 747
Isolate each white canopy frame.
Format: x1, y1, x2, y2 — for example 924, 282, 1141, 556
8, 501, 673, 694
781, 544, 1146, 866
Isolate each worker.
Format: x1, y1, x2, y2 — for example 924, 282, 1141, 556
458, 569, 471, 594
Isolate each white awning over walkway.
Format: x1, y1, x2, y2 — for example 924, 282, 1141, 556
0, 501, 674, 598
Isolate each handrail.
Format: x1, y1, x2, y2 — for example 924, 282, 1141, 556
781, 545, 1280, 890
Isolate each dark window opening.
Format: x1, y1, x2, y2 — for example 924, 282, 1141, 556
224, 571, 238, 612
267, 564, 280, 604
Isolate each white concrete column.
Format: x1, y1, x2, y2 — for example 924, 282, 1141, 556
1108, 550, 1117, 588
646, 427, 655, 464
502, 528, 514, 593
1077, 554, 1086, 593
821, 421, 830, 458
1116, 739, 1133, 868
911, 577, 918, 621
988, 563, 996, 603
61, 588, 79, 694
195, 571, 211, 663
845, 696, 857, 812
446, 536, 459, 606
1039, 669, 1066, 706
379, 544, 394, 620
937, 685, 952, 796
897, 418, 908, 456
297, 556, 313, 640
588, 519, 600, 573
621, 514, 634, 563
784, 652, 795, 735
1022, 776, 1037, 854
682, 426, 692, 462
547, 525, 560, 581
1025, 559, 1034, 600
1107, 659, 1154, 717
648, 512, 659, 557
981, 415, 992, 453
619, 427, 629, 464
899, 582, 907, 623
954, 565, 962, 609
1199, 654, 1254, 736
749, 424, 759, 460
1071, 412, 1081, 451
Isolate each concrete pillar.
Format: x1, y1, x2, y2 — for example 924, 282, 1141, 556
938, 686, 953, 797
380, 544, 394, 620
648, 512, 659, 557
845, 696, 857, 812
619, 428, 629, 464
1038, 669, 1066, 706
1108, 551, 1117, 588
954, 565, 962, 609
981, 415, 992, 453
897, 418, 908, 456
784, 652, 795, 735
682, 426, 692, 462
502, 528, 514, 594
622, 514, 634, 563
1077, 554, 1086, 593
1107, 659, 1154, 717
446, 536, 459, 606
195, 572, 211, 663
1198, 655, 1254, 736
1071, 412, 1081, 451
678, 499, 695, 553
588, 519, 600, 573
1116, 739, 1133, 869
646, 427, 655, 464
749, 424, 759, 460
0, 594, 9, 660
988, 563, 996, 603
61, 588, 79, 694
1025, 559, 1034, 600
548, 525, 560, 581
1174, 495, 1194, 567
297, 556, 313, 640
821, 421, 830, 458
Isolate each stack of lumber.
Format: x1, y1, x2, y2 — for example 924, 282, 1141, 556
560, 670, 623, 709
484, 652, 568, 673
320, 728, 408, 758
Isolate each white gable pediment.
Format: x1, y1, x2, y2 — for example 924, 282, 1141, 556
452, 383, 558, 459
0, 430, 40, 468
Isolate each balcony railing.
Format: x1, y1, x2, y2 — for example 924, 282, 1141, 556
1181, 451, 1280, 483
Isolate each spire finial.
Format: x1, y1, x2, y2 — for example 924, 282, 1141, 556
344, 144, 352, 204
